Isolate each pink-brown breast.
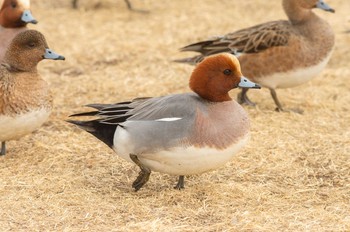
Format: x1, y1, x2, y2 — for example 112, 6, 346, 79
186, 100, 250, 150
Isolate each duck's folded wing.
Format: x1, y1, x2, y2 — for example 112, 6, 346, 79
180, 20, 291, 56
116, 93, 211, 153
68, 93, 202, 149
127, 93, 201, 121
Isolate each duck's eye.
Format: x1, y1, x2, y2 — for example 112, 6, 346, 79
223, 69, 232, 76
11, 1, 17, 8
27, 43, 35, 48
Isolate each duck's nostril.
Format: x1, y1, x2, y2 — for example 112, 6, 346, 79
48, 51, 52, 54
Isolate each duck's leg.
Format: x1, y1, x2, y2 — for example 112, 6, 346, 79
124, 0, 133, 10
72, 0, 78, 8
130, 154, 151, 191
269, 88, 284, 111
124, 0, 149, 13
270, 88, 303, 114
0, 142, 5, 156
237, 88, 256, 106
174, 175, 185, 190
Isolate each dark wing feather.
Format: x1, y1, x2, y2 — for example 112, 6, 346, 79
177, 20, 291, 64
223, 20, 291, 53
67, 93, 201, 147
69, 111, 99, 117
67, 99, 142, 147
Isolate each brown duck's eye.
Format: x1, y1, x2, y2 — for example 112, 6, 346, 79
28, 43, 35, 48
11, 1, 17, 8
223, 69, 232, 76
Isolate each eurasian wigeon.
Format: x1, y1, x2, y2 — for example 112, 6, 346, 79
0, 30, 65, 156
68, 53, 260, 191
176, 0, 335, 113
0, 0, 37, 61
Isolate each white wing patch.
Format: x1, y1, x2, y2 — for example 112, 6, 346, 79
155, 117, 182, 122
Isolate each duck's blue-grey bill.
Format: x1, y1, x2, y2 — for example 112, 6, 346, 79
44, 48, 65, 60
238, 76, 261, 89
316, 0, 335, 13
21, 10, 38, 24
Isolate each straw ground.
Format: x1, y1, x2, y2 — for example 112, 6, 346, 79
0, 0, 349, 231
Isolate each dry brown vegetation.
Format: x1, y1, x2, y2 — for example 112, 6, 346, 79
1, 0, 349, 231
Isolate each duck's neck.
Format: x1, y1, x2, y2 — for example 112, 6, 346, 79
1, 62, 36, 73
190, 76, 234, 102
196, 91, 232, 102
283, 2, 316, 24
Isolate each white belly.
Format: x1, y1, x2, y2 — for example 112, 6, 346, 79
113, 127, 249, 175
0, 108, 51, 141
257, 52, 333, 89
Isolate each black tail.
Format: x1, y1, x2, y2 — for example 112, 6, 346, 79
68, 102, 135, 148
67, 119, 118, 148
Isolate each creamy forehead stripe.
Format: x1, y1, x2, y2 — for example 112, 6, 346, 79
228, 54, 240, 67
220, 53, 241, 70
155, 117, 182, 122
20, 0, 30, 8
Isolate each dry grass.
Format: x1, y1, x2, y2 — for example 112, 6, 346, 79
1, 0, 350, 231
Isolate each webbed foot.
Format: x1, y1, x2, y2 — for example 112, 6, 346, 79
130, 154, 151, 191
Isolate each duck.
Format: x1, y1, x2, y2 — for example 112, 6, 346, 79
0, 0, 37, 61
176, 0, 335, 113
68, 53, 260, 191
0, 29, 65, 156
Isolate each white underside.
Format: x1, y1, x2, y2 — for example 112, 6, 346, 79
257, 52, 333, 89
0, 108, 50, 142
113, 127, 249, 175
